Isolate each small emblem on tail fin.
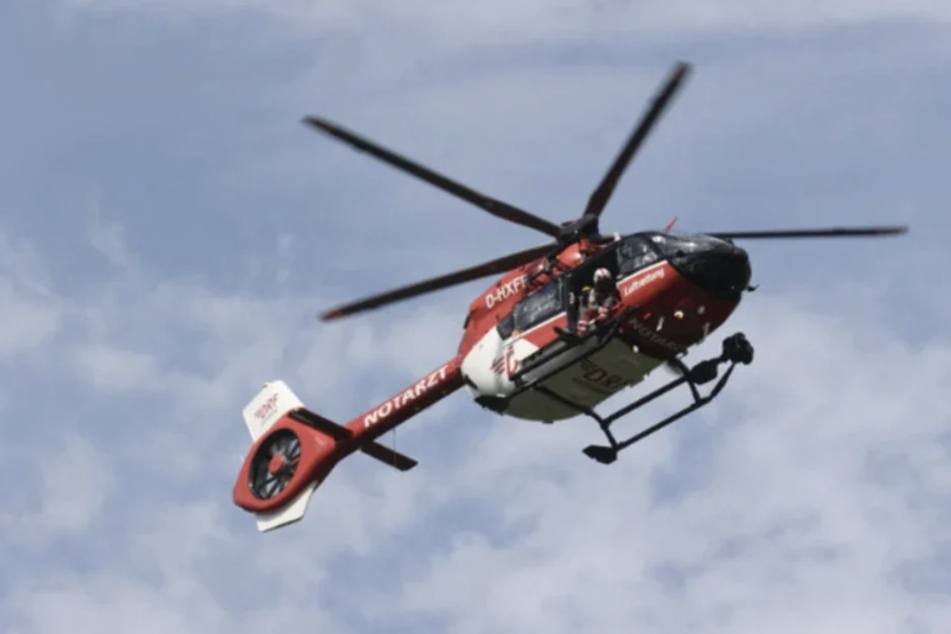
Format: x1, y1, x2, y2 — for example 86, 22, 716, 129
242, 381, 304, 441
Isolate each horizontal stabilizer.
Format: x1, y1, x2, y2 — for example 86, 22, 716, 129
289, 409, 352, 441
360, 441, 418, 471
289, 408, 417, 471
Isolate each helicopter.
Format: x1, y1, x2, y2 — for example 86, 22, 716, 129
232, 61, 908, 532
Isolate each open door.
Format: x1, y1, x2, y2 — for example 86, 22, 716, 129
494, 276, 569, 378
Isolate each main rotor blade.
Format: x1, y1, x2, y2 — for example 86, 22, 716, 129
302, 117, 562, 238
582, 61, 692, 222
320, 243, 555, 321
709, 226, 909, 240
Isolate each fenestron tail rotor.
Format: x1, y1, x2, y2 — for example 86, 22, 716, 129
248, 429, 301, 500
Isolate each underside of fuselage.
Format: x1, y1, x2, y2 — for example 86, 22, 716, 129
461, 322, 665, 422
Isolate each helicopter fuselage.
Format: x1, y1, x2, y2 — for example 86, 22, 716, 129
458, 231, 751, 422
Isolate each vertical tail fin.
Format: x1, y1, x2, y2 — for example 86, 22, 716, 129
241, 380, 303, 442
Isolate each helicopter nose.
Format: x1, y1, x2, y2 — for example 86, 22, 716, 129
673, 242, 751, 301
710, 245, 752, 296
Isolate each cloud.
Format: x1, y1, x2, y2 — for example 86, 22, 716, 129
0, 435, 114, 546
0, 205, 469, 631
0, 230, 62, 358
87, 195, 137, 271
59, 0, 951, 42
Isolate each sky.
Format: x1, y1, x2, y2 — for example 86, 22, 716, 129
2, 1, 951, 632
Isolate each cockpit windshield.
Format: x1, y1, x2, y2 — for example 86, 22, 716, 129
617, 235, 659, 276
645, 232, 750, 301
646, 233, 724, 258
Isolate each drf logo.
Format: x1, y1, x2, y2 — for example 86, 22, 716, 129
490, 349, 520, 378
254, 393, 280, 421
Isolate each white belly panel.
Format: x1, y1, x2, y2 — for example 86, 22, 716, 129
462, 323, 664, 423
504, 339, 662, 422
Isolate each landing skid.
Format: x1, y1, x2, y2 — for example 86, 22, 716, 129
538, 332, 754, 464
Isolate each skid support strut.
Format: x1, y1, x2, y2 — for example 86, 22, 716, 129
535, 332, 754, 465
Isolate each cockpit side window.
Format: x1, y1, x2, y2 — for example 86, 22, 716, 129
617, 236, 659, 276
497, 313, 515, 339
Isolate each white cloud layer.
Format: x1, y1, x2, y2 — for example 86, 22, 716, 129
2, 210, 949, 634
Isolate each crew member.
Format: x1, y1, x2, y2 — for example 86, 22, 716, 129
577, 267, 621, 334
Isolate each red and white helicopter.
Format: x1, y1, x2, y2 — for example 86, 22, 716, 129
233, 62, 907, 531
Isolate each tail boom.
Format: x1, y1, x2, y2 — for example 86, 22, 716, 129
289, 408, 419, 471
345, 358, 464, 442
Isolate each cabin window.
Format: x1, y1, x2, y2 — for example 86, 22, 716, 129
617, 236, 659, 276
511, 279, 563, 332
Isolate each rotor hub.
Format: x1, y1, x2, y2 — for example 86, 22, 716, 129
268, 453, 288, 475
